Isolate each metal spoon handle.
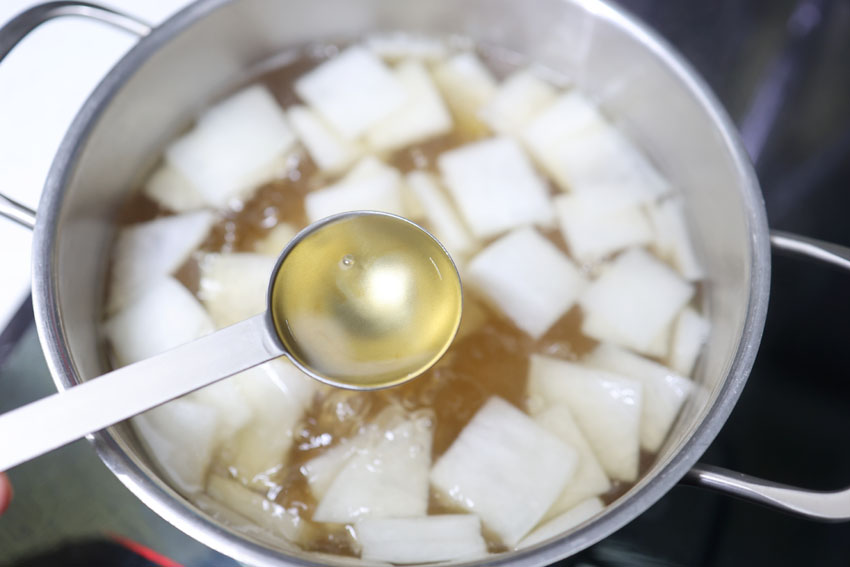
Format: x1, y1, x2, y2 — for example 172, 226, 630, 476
0, 313, 285, 471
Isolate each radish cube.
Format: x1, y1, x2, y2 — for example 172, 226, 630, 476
585, 343, 694, 452
143, 164, 206, 213
366, 61, 453, 152
313, 414, 433, 522
253, 223, 297, 257
669, 307, 710, 377
198, 253, 277, 328
438, 136, 554, 239
104, 277, 214, 366
554, 193, 653, 264
517, 498, 604, 549
579, 248, 694, 355
430, 397, 577, 546
132, 398, 219, 494
648, 197, 705, 281
166, 85, 296, 208
187, 378, 252, 444
480, 69, 557, 135
406, 171, 476, 261
528, 355, 642, 481
207, 475, 301, 540
226, 359, 316, 488
356, 515, 487, 564
304, 161, 403, 222
287, 105, 361, 173
366, 33, 448, 62
108, 210, 215, 313
301, 440, 363, 500
533, 406, 611, 517
432, 53, 497, 135
295, 47, 407, 139
466, 228, 586, 339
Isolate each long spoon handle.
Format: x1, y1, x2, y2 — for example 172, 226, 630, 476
0, 313, 285, 471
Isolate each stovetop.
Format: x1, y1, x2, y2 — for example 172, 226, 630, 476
2, 0, 850, 565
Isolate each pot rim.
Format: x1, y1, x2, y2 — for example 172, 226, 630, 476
29, 0, 771, 565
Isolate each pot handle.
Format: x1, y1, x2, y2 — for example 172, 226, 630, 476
683, 229, 850, 521
0, 1, 152, 230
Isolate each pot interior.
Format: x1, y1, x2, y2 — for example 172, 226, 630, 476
35, 0, 769, 565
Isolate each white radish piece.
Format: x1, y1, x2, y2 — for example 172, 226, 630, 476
479, 69, 557, 135
356, 515, 487, 564
517, 498, 604, 549
166, 85, 296, 208
207, 475, 301, 541
528, 355, 642, 482
197, 252, 277, 328
669, 307, 710, 377
313, 414, 433, 523
579, 247, 694, 355
554, 193, 653, 264
405, 171, 476, 261
253, 223, 297, 257
301, 440, 362, 500
108, 210, 215, 314
533, 406, 611, 518
287, 105, 361, 173
438, 136, 555, 239
142, 163, 206, 213
295, 46, 407, 139
430, 397, 577, 546
366, 33, 448, 62
648, 196, 705, 281
227, 359, 317, 488
304, 162, 403, 223
132, 398, 219, 494
366, 60, 453, 152
585, 343, 694, 452
432, 52, 497, 135
187, 378, 252, 444
104, 276, 214, 366
466, 227, 586, 339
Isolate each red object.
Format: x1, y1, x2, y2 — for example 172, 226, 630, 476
108, 534, 183, 567
0, 472, 12, 515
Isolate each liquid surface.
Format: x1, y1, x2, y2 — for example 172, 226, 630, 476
271, 213, 462, 388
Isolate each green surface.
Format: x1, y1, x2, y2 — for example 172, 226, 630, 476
0, 325, 233, 566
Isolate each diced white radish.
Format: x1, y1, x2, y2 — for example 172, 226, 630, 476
287, 105, 361, 173
366, 33, 448, 62
207, 475, 301, 541
197, 252, 277, 328
187, 378, 252, 443
554, 193, 653, 264
669, 307, 710, 377
313, 414, 433, 523
301, 440, 362, 500
366, 61, 453, 152
438, 136, 555, 239
343, 155, 394, 181
253, 223, 297, 257
400, 177, 426, 221
295, 46, 407, 139
108, 210, 215, 314
132, 398, 219, 494
579, 248, 694, 355
304, 162, 403, 223
227, 359, 317, 488
517, 498, 604, 549
430, 397, 577, 546
466, 227, 586, 339
479, 69, 557, 135
166, 85, 296, 208
646, 322, 671, 359
104, 276, 214, 366
356, 515, 487, 564
143, 163, 207, 213
405, 171, 476, 261
585, 344, 693, 452
533, 406, 611, 517
432, 52, 497, 135
648, 197, 705, 281
528, 355, 641, 482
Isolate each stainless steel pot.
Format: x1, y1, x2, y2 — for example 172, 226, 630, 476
3, 1, 850, 565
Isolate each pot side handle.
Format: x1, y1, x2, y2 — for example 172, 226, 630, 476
683, 229, 850, 521
0, 1, 152, 230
